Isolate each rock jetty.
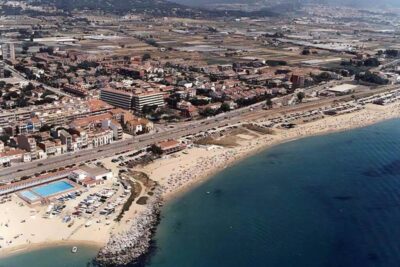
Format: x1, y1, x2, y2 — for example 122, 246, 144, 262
95, 188, 163, 267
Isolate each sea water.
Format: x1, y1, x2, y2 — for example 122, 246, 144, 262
2, 119, 400, 267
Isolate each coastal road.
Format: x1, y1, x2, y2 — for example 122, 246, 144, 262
0, 85, 397, 183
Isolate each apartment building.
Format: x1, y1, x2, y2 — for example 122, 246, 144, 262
100, 88, 134, 110
16, 117, 42, 134
88, 129, 113, 148
17, 135, 36, 152
1, 43, 15, 61
0, 61, 5, 78
132, 92, 165, 113
100, 88, 165, 112
59, 129, 73, 151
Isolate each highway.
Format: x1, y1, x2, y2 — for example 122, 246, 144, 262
0, 85, 396, 183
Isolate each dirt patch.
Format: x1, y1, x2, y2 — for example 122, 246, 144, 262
243, 124, 275, 135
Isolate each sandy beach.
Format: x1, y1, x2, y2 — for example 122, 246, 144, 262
139, 102, 400, 201
1, 101, 400, 258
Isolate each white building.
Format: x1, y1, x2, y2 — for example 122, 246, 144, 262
69, 166, 113, 187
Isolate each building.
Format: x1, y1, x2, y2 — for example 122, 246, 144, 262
290, 74, 305, 88
327, 84, 357, 96
0, 149, 30, 167
59, 129, 73, 151
0, 61, 5, 78
101, 119, 123, 140
17, 135, 37, 159
132, 92, 165, 113
38, 140, 67, 156
100, 88, 165, 113
125, 117, 153, 135
2, 43, 15, 61
155, 140, 186, 154
69, 113, 112, 131
100, 88, 134, 110
88, 129, 113, 148
16, 117, 42, 135
69, 165, 113, 187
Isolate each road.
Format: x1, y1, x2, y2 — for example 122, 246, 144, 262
5, 64, 70, 97
380, 58, 400, 70
0, 85, 396, 183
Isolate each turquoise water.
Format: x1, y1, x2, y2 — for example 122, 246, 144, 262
32, 180, 74, 197
0, 245, 98, 267
2, 119, 400, 267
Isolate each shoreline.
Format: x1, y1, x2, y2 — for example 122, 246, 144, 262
0, 239, 104, 259
2, 102, 400, 261
162, 106, 400, 203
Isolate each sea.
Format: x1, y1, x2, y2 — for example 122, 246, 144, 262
2, 119, 400, 267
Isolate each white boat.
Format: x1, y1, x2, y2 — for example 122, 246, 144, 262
71, 246, 78, 253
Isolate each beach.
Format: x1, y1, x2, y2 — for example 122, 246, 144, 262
1, 101, 400, 259
139, 102, 400, 201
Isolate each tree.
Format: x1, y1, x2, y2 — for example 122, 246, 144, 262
301, 48, 311, 55
364, 57, 380, 67
40, 124, 52, 132
150, 144, 163, 155
142, 53, 151, 61
142, 104, 158, 115
0, 134, 10, 144
220, 103, 231, 112
297, 92, 305, 103
265, 98, 273, 109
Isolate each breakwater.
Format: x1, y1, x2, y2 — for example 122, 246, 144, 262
95, 188, 163, 267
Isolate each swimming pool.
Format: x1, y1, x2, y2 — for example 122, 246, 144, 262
32, 181, 74, 197
20, 190, 39, 202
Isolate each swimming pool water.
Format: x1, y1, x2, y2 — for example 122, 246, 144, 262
20, 190, 39, 201
32, 181, 74, 197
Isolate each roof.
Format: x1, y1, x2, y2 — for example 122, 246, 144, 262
328, 84, 357, 93
71, 113, 112, 127
157, 140, 181, 150
87, 99, 113, 112
0, 149, 26, 158
79, 165, 111, 177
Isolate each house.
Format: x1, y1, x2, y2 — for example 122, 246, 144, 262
125, 117, 153, 135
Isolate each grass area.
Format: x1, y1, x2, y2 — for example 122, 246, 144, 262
130, 171, 157, 188
136, 196, 148, 205
194, 127, 256, 147
243, 124, 275, 135
195, 136, 238, 147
